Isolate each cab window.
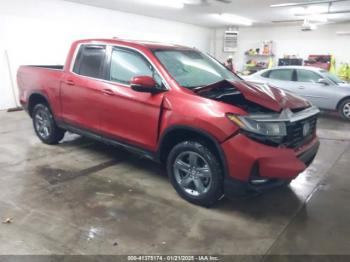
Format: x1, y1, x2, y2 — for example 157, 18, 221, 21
109, 48, 162, 87
73, 45, 106, 79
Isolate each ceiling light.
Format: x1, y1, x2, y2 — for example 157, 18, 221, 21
271, 2, 299, 8
295, 9, 350, 15
183, 0, 202, 4
336, 31, 350, 35
292, 5, 326, 15
213, 13, 253, 26
136, 0, 184, 9
270, 0, 348, 8
291, 6, 328, 22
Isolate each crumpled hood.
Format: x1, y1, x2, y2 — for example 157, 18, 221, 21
230, 80, 310, 112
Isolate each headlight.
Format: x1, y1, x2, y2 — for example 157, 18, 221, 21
226, 113, 287, 137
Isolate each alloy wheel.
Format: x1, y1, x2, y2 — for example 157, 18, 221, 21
343, 102, 350, 119
34, 109, 52, 139
173, 151, 212, 197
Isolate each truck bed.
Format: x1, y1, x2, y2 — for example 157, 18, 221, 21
17, 65, 66, 116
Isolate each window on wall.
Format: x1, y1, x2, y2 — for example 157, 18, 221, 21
268, 69, 294, 81
296, 69, 322, 83
73, 45, 106, 79
109, 48, 162, 86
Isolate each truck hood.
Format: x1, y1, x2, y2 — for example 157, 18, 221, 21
228, 80, 310, 112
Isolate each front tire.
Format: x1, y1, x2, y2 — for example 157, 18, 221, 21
339, 99, 350, 120
32, 104, 65, 144
166, 141, 223, 207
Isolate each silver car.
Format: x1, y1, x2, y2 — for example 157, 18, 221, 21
246, 66, 350, 120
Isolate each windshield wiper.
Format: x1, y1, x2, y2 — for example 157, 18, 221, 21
192, 80, 226, 93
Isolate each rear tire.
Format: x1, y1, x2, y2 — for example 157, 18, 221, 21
339, 99, 350, 120
32, 104, 65, 145
166, 141, 223, 207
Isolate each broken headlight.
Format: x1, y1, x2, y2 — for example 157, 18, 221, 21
226, 113, 287, 144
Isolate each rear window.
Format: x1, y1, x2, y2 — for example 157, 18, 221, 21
73, 45, 106, 79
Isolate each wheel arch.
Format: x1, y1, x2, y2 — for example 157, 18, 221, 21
28, 92, 50, 117
336, 96, 350, 111
157, 125, 229, 177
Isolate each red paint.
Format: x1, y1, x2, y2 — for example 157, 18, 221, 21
17, 39, 319, 183
221, 134, 318, 181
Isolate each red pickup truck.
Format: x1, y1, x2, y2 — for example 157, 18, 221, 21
17, 39, 320, 206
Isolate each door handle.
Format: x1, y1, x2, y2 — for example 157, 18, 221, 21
65, 79, 75, 86
298, 86, 305, 89
102, 89, 114, 96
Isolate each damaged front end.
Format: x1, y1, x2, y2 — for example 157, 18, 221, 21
226, 106, 320, 149
196, 80, 320, 149
195, 80, 273, 114
195, 80, 320, 195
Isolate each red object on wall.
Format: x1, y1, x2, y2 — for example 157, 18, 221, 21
304, 55, 331, 70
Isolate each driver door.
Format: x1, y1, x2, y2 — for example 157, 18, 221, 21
294, 69, 331, 108
98, 46, 166, 150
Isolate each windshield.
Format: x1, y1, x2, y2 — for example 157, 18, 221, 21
153, 49, 239, 89
320, 70, 344, 84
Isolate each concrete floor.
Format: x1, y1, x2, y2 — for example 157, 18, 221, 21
0, 110, 350, 257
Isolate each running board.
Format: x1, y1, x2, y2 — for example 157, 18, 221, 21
57, 121, 157, 161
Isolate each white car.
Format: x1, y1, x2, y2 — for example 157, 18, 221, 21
246, 66, 350, 120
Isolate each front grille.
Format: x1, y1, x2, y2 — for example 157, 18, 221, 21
285, 115, 318, 149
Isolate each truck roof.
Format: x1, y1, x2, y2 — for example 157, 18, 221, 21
74, 38, 193, 51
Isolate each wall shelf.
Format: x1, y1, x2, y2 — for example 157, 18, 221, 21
245, 54, 274, 57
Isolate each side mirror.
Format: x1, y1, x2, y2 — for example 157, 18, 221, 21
130, 76, 162, 94
317, 78, 329, 86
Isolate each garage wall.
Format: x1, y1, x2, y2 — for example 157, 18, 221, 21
0, 0, 214, 110
212, 22, 350, 71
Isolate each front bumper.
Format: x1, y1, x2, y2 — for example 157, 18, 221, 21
221, 133, 320, 198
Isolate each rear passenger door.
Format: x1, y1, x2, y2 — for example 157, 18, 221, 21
263, 68, 296, 92
61, 44, 107, 132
